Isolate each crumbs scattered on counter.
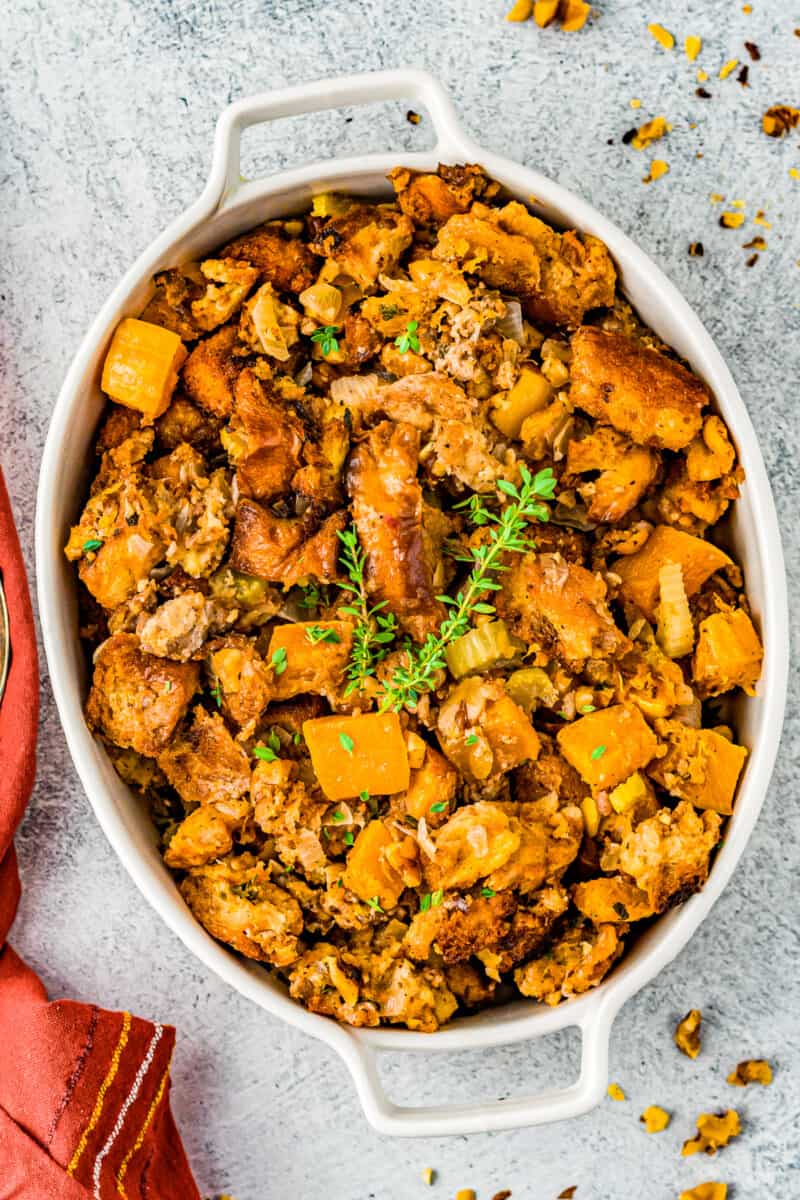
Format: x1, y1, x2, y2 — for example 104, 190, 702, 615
640, 1104, 671, 1133
406, 110, 422, 125
643, 159, 669, 183
607, 1082, 626, 1101
506, 0, 591, 30
675, 1009, 703, 1058
682, 1110, 742, 1157
679, 1185, 728, 1200
762, 106, 800, 137
727, 1059, 773, 1086
557, 1189, 577, 1199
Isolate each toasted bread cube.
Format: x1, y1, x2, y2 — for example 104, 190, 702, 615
303, 712, 410, 801
693, 608, 763, 697
557, 703, 658, 790
570, 327, 707, 451
101, 318, 187, 421
181, 324, 241, 418
613, 525, 732, 620
86, 633, 199, 757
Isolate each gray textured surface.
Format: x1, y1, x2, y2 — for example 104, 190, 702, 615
2, 1, 799, 1196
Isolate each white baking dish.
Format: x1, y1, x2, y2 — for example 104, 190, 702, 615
35, 69, 788, 1137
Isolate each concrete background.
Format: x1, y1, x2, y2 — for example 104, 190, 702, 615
2, 0, 799, 1196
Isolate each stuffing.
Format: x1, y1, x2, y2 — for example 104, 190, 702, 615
70, 163, 759, 1032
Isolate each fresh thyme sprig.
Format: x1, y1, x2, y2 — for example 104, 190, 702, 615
378, 465, 556, 711
311, 325, 340, 356
336, 525, 399, 696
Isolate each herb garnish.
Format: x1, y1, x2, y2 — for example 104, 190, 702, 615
366, 895, 384, 912
305, 625, 342, 645
591, 744, 607, 760
337, 525, 398, 695
271, 647, 288, 676
580, 704, 596, 714
254, 745, 278, 763
339, 732, 355, 755
210, 684, 222, 708
310, 325, 340, 356
394, 320, 421, 354
343, 831, 354, 846
480, 887, 496, 899
378, 466, 556, 710
82, 538, 103, 553
429, 801, 447, 814
419, 891, 444, 911
332, 809, 346, 822
465, 734, 478, 746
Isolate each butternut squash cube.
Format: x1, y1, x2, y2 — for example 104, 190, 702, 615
101, 317, 187, 421
557, 703, 658, 790
613, 525, 732, 620
341, 820, 405, 910
693, 608, 763, 697
490, 367, 553, 438
648, 723, 747, 815
303, 711, 410, 801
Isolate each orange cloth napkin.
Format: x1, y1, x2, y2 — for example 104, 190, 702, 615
0, 471, 200, 1199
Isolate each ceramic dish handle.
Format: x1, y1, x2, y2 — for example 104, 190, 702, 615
338, 1006, 616, 1136
205, 69, 479, 210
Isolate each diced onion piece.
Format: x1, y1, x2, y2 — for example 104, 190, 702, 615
609, 771, 648, 814
505, 666, 559, 712
494, 300, 526, 344
323, 956, 359, 1008
656, 562, 695, 658
299, 282, 342, 325
416, 817, 437, 860
445, 620, 522, 680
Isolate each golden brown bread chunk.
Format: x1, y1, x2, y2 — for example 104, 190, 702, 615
181, 854, 303, 965
229, 500, 346, 587
603, 800, 722, 912
496, 552, 630, 670
515, 919, 626, 1005
206, 634, 273, 733
95, 403, 142, 453
288, 944, 380, 1027
566, 427, 659, 522
347, 420, 445, 641
433, 201, 616, 325
86, 633, 199, 757
389, 163, 493, 225
164, 801, 249, 870
570, 327, 707, 451
155, 391, 222, 454
225, 368, 304, 502
252, 759, 331, 884
310, 203, 414, 289
157, 706, 251, 807
218, 224, 317, 294
181, 324, 244, 418
484, 796, 583, 895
